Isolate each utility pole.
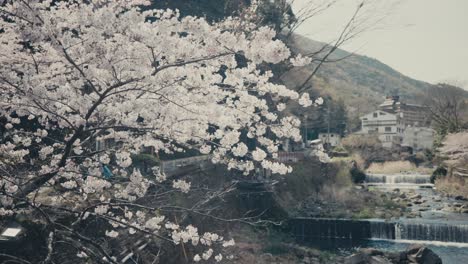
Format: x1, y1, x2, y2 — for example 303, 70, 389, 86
327, 106, 330, 146
304, 114, 308, 146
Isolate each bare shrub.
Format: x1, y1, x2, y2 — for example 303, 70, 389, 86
341, 134, 381, 149
435, 176, 468, 198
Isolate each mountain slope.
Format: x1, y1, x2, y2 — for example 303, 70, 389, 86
282, 34, 434, 117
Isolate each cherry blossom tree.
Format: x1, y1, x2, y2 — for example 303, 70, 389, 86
0, 0, 320, 263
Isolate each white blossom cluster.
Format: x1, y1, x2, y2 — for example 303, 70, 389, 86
172, 179, 191, 193
290, 54, 313, 67
0, 0, 322, 261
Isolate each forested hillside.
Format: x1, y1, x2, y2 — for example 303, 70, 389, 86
283, 34, 435, 121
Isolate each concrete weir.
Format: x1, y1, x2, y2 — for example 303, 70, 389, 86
365, 173, 432, 184
290, 218, 468, 244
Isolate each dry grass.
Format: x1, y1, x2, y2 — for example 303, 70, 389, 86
435, 176, 468, 198
367, 161, 416, 174
341, 134, 380, 149
331, 154, 366, 170
366, 161, 433, 174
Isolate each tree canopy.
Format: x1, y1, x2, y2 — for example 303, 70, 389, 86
0, 0, 318, 263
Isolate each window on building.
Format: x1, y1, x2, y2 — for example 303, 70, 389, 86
385, 127, 391, 132
373, 112, 378, 118
330, 134, 334, 137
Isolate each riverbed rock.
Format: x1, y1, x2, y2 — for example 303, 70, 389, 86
282, 243, 321, 258
442, 206, 455, 212
359, 248, 384, 256
344, 252, 392, 264
406, 244, 442, 264
409, 194, 422, 200
407, 211, 422, 218
344, 253, 369, 264
384, 251, 407, 263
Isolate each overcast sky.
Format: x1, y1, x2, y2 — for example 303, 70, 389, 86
291, 0, 468, 89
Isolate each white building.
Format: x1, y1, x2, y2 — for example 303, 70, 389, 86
360, 110, 403, 148
359, 109, 434, 150
318, 132, 341, 147
379, 96, 430, 127
402, 127, 434, 150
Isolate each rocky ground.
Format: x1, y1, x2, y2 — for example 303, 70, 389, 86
293, 187, 407, 219
229, 242, 442, 264
342, 244, 442, 264
387, 187, 468, 218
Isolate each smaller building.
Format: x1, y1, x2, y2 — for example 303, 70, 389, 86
318, 132, 341, 147
401, 127, 434, 151
277, 151, 305, 163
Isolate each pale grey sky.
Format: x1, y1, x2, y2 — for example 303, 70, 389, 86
291, 0, 468, 89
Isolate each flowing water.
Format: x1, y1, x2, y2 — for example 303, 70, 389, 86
291, 218, 468, 243
366, 173, 432, 184
291, 173, 468, 263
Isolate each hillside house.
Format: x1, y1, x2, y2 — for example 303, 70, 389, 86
360, 110, 403, 148
318, 132, 341, 147
379, 96, 430, 127
359, 97, 434, 150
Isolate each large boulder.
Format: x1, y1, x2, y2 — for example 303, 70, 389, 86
359, 248, 384, 256
344, 252, 392, 264
384, 251, 407, 263
406, 244, 442, 264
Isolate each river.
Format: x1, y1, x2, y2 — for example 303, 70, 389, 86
292, 173, 468, 263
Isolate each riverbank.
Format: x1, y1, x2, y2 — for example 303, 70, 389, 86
292, 187, 407, 219
228, 224, 449, 264
284, 168, 468, 263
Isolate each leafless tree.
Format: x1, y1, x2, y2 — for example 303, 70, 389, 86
424, 83, 468, 134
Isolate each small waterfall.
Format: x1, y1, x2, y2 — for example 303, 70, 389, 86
397, 221, 468, 243
365, 174, 431, 184
395, 223, 401, 240
290, 218, 371, 241
291, 218, 468, 244
369, 220, 395, 240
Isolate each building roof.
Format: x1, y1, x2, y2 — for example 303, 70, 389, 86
360, 110, 397, 120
